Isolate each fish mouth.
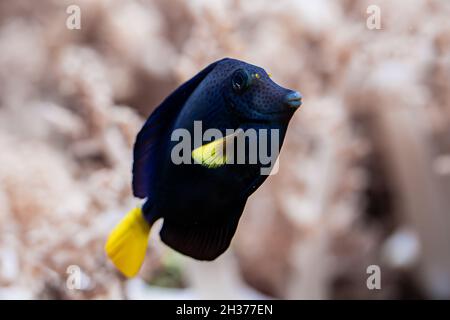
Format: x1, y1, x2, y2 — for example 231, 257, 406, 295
227, 98, 295, 123
246, 102, 298, 118
284, 91, 303, 109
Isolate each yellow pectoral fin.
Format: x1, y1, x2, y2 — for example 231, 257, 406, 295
192, 138, 227, 168
191, 130, 243, 168
105, 207, 151, 278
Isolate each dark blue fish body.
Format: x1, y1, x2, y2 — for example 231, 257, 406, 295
133, 58, 302, 260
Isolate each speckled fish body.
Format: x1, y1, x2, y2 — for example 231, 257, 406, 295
133, 58, 302, 260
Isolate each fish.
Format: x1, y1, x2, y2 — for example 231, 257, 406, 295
105, 58, 303, 277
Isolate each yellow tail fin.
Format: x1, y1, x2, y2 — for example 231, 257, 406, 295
105, 207, 151, 277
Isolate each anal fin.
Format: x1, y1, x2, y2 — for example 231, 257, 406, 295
160, 214, 241, 261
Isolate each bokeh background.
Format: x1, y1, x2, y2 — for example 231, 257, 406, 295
0, 0, 450, 299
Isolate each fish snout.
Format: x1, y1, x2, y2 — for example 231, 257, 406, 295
284, 91, 303, 109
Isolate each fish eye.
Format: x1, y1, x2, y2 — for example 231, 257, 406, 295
231, 69, 252, 94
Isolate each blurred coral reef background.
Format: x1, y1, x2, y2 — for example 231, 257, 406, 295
1, 0, 450, 299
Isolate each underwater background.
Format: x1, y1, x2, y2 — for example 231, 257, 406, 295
0, 0, 450, 299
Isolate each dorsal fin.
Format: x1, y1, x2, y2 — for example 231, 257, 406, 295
132, 58, 227, 198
